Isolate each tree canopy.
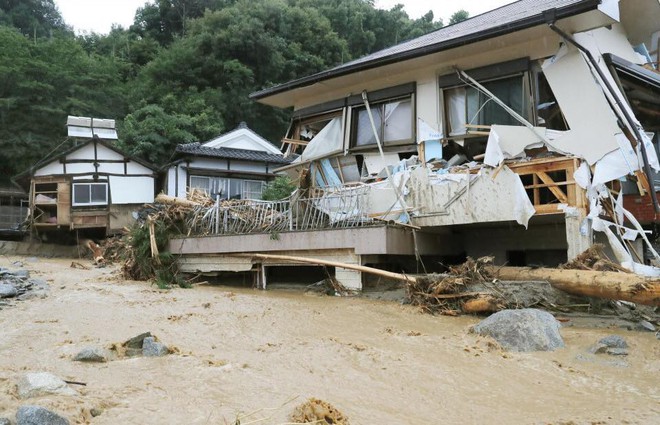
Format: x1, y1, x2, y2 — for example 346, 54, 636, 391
0, 0, 469, 177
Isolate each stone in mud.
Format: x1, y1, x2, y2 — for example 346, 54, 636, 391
588, 344, 609, 355
598, 335, 628, 349
16, 405, 69, 425
471, 308, 564, 352
637, 320, 656, 332
12, 270, 30, 279
142, 337, 168, 357
0, 283, 17, 298
606, 347, 628, 356
17, 372, 78, 399
124, 332, 152, 357
0, 417, 10, 425
73, 347, 113, 363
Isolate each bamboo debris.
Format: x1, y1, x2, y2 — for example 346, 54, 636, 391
229, 252, 417, 283
489, 266, 660, 307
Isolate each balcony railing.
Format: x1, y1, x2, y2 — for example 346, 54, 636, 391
186, 184, 378, 236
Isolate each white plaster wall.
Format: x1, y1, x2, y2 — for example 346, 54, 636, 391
59, 163, 96, 175
229, 161, 267, 173
125, 161, 153, 175
416, 70, 442, 139
97, 163, 125, 175
34, 161, 64, 176
109, 176, 154, 204
188, 158, 229, 170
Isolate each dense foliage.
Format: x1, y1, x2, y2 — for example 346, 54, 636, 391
0, 0, 468, 179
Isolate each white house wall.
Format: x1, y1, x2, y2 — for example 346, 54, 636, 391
109, 176, 154, 204
34, 161, 64, 176
188, 158, 229, 170
223, 160, 267, 173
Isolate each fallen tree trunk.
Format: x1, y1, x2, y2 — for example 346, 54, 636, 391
155, 193, 201, 207
229, 253, 416, 284
489, 266, 660, 307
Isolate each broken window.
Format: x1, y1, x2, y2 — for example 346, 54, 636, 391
72, 182, 108, 206
444, 75, 525, 137
351, 96, 414, 148
241, 180, 264, 200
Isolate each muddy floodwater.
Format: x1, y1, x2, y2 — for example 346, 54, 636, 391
0, 257, 658, 424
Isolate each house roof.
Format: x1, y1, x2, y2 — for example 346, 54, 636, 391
250, 0, 601, 102
175, 143, 292, 164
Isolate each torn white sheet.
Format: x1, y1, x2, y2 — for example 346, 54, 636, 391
300, 117, 344, 162
363, 152, 400, 175
640, 131, 660, 172
513, 173, 536, 229
542, 45, 622, 164
417, 117, 442, 143
592, 133, 639, 186
483, 125, 546, 167
573, 161, 592, 189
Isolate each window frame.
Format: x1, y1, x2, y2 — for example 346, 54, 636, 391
72, 182, 109, 207
439, 58, 532, 140
349, 93, 416, 150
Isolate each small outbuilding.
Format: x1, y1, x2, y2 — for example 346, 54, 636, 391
16, 116, 158, 238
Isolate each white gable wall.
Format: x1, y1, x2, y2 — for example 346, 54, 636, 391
203, 128, 281, 154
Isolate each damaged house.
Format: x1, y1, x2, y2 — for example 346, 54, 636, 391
16, 117, 158, 240
171, 0, 660, 289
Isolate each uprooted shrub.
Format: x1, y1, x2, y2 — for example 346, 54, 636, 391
119, 219, 189, 289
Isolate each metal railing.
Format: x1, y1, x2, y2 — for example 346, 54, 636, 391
187, 184, 378, 236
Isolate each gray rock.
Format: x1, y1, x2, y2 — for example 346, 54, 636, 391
598, 335, 628, 349
124, 332, 152, 357
73, 347, 113, 363
17, 372, 78, 399
12, 270, 30, 279
637, 320, 656, 332
89, 408, 103, 417
142, 337, 168, 357
0, 283, 17, 298
27, 279, 48, 289
16, 405, 69, 425
0, 417, 11, 425
17, 290, 49, 301
471, 308, 565, 352
588, 343, 609, 354
606, 347, 629, 356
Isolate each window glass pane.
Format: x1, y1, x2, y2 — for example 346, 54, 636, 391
467, 77, 523, 126
73, 185, 89, 204
229, 179, 242, 199
242, 181, 263, 200
383, 100, 412, 142
90, 184, 106, 203
355, 107, 382, 146
210, 177, 228, 198
446, 87, 467, 136
190, 176, 210, 192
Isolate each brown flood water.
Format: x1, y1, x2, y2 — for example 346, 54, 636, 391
0, 257, 658, 424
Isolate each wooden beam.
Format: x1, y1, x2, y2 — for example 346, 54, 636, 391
536, 171, 568, 204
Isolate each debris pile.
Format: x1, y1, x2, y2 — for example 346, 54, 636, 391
290, 398, 349, 425
406, 256, 500, 315
560, 244, 630, 273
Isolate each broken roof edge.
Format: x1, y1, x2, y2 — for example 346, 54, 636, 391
250, 0, 602, 105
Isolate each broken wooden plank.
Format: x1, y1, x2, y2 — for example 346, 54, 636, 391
488, 266, 660, 306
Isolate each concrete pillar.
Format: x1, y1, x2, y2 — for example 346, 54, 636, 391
335, 268, 362, 291
565, 211, 592, 260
